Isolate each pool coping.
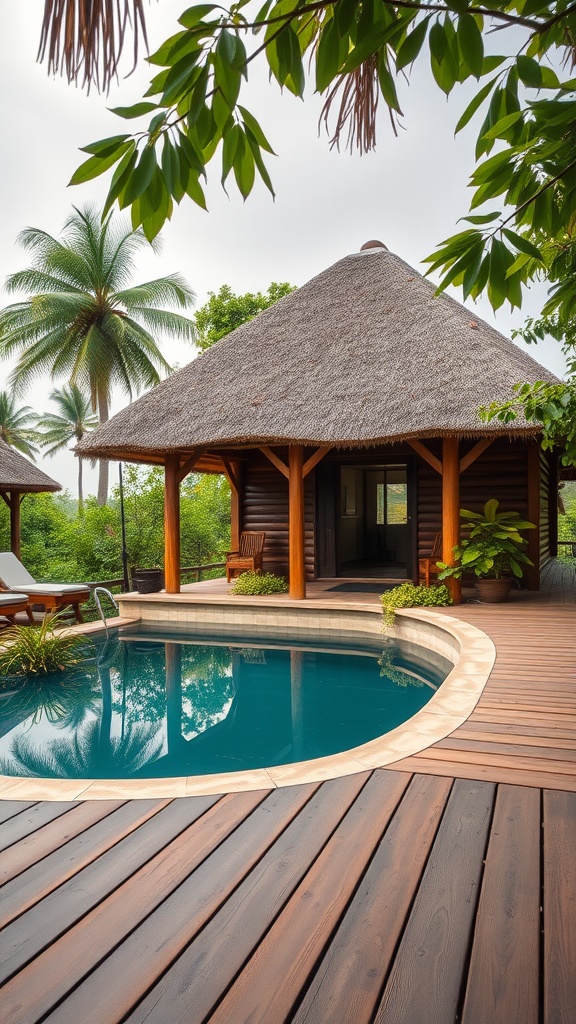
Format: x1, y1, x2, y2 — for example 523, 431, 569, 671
0, 602, 495, 800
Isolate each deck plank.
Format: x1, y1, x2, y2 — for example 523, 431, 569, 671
0, 791, 268, 1024
461, 785, 541, 1024
374, 779, 495, 1024
126, 771, 397, 1024
292, 773, 453, 1024
41, 782, 327, 1024
0, 802, 76, 852
0, 796, 221, 987
0, 800, 126, 885
201, 771, 408, 1024
543, 790, 576, 1024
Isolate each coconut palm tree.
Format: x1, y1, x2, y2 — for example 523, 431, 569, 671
0, 205, 196, 504
37, 384, 98, 511
0, 391, 41, 459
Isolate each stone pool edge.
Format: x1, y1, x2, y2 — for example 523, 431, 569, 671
0, 603, 495, 801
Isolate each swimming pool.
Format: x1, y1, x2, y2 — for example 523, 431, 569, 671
0, 625, 451, 780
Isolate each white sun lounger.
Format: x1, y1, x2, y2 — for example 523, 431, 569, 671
0, 591, 34, 624
0, 552, 91, 623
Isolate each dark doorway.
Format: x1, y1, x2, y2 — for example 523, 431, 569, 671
337, 465, 410, 578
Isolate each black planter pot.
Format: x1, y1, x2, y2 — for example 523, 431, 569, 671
131, 568, 165, 594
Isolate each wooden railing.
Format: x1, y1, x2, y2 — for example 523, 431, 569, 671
85, 562, 227, 592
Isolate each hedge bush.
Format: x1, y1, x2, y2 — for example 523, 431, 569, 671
230, 570, 288, 595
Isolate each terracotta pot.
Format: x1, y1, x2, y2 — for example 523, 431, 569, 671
475, 578, 511, 603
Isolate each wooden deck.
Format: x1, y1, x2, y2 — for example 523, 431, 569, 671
1, 560, 575, 1023
389, 559, 576, 790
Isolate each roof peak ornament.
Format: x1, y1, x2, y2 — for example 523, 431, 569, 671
360, 239, 388, 251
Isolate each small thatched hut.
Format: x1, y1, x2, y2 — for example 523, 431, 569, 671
0, 439, 61, 557
78, 241, 559, 602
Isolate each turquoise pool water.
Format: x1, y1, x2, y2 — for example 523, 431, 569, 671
0, 626, 451, 779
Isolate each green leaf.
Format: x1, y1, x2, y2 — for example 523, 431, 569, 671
103, 145, 138, 216
238, 105, 275, 154
457, 13, 484, 78
69, 144, 132, 186
482, 110, 524, 140
501, 229, 543, 263
221, 123, 242, 185
80, 135, 132, 157
185, 175, 208, 210
187, 66, 209, 128
516, 55, 542, 89
455, 76, 498, 134
316, 18, 343, 92
109, 103, 159, 120
462, 211, 501, 224
161, 137, 181, 197
122, 147, 158, 204
179, 4, 220, 29
245, 130, 276, 197
336, 0, 358, 35
396, 18, 429, 71
233, 132, 255, 199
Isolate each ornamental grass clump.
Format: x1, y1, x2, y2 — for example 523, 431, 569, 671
230, 570, 288, 595
381, 583, 452, 629
0, 614, 92, 679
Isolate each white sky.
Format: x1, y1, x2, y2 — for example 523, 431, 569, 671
0, 1, 567, 496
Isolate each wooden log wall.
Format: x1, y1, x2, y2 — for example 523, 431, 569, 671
241, 454, 315, 580
417, 439, 531, 560
241, 440, 544, 584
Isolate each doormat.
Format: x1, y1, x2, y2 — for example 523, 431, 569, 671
326, 582, 397, 594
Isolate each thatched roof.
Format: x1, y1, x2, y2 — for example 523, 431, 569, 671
0, 440, 61, 493
78, 243, 559, 461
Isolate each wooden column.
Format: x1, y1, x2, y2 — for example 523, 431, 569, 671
442, 438, 461, 605
164, 455, 181, 594
526, 441, 541, 590
10, 491, 21, 559
288, 445, 306, 599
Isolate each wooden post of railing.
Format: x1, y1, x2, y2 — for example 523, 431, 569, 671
9, 491, 21, 559
442, 437, 461, 605
164, 454, 181, 594
289, 445, 306, 599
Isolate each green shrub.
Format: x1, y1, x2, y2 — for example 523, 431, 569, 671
230, 570, 288, 595
381, 582, 452, 628
0, 614, 93, 678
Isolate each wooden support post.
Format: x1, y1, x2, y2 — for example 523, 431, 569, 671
442, 438, 461, 605
289, 445, 306, 599
164, 454, 181, 594
526, 441, 541, 591
10, 491, 21, 559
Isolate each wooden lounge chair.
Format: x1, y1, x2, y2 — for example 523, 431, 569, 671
418, 533, 442, 587
0, 552, 91, 624
226, 532, 266, 582
0, 591, 34, 624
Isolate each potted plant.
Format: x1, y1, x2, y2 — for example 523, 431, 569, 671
437, 499, 535, 603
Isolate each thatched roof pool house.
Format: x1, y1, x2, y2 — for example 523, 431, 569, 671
0, 439, 61, 557
78, 241, 559, 604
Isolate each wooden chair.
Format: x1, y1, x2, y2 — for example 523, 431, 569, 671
418, 533, 442, 587
226, 532, 266, 582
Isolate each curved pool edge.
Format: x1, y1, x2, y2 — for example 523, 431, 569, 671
0, 606, 495, 801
